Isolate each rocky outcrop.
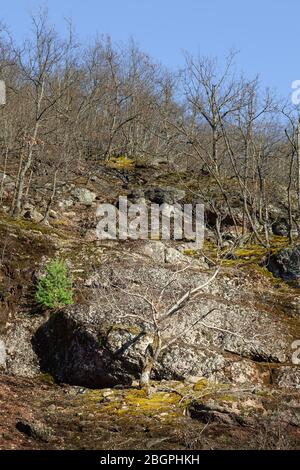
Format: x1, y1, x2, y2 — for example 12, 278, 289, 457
5, 319, 41, 378
16, 419, 53, 442
271, 366, 300, 389
33, 305, 147, 388
188, 400, 251, 425
136, 241, 207, 265
33, 258, 299, 389
22, 203, 44, 223
128, 186, 186, 205
145, 186, 186, 205
268, 245, 300, 283
272, 219, 290, 237
71, 187, 97, 206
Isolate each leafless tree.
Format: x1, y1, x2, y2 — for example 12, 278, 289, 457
10, 10, 78, 217
99, 264, 220, 390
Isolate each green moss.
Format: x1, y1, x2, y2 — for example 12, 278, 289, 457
234, 246, 266, 258
218, 394, 238, 402
0, 214, 50, 234
81, 387, 183, 420
183, 249, 200, 258
201, 235, 292, 270
193, 378, 209, 391
125, 389, 181, 411
39, 373, 56, 385
76, 379, 252, 433
53, 219, 69, 227
106, 156, 135, 170
0, 212, 70, 241
256, 390, 275, 398
252, 265, 286, 286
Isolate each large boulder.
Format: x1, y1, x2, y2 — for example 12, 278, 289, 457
272, 219, 290, 237
144, 186, 186, 205
22, 204, 44, 223
136, 241, 206, 265
32, 259, 299, 389
5, 320, 41, 378
271, 366, 300, 389
72, 187, 96, 206
57, 198, 74, 210
136, 241, 166, 263
33, 305, 150, 388
268, 245, 300, 283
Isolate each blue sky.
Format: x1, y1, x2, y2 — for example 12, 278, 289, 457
0, 0, 299, 98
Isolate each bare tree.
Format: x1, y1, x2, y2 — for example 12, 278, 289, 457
11, 10, 77, 217
182, 51, 244, 174
100, 264, 220, 391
